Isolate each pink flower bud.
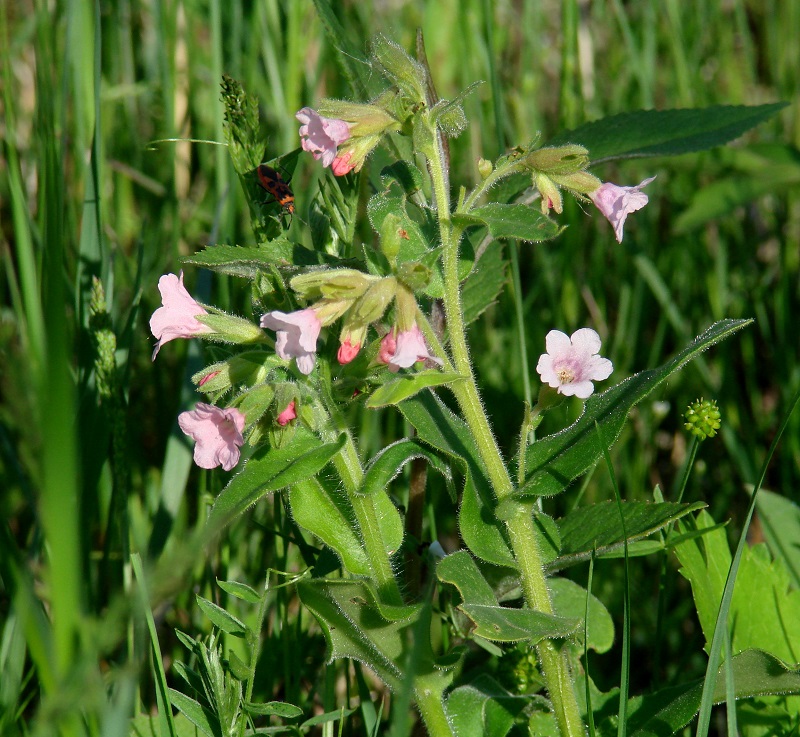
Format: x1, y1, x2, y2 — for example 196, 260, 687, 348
276, 401, 297, 426
337, 338, 361, 365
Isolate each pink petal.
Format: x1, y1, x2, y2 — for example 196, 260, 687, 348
276, 401, 297, 426
178, 403, 245, 471
149, 272, 211, 359
591, 177, 655, 243
296, 107, 351, 168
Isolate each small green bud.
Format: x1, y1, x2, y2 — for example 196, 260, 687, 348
477, 158, 493, 179
684, 398, 722, 440
526, 145, 590, 175
290, 269, 374, 301
533, 173, 563, 214
551, 170, 603, 195
349, 277, 398, 325
371, 34, 429, 104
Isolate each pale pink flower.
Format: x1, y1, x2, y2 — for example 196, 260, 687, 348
536, 328, 613, 399
590, 177, 655, 243
296, 107, 351, 168
331, 152, 356, 176
260, 308, 322, 375
178, 403, 245, 471
379, 326, 442, 373
149, 272, 212, 359
337, 337, 361, 365
276, 401, 297, 426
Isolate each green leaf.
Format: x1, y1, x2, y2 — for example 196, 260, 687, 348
245, 701, 303, 718
296, 579, 449, 693
549, 577, 614, 654
360, 439, 452, 497
550, 501, 706, 572
756, 489, 800, 590
437, 551, 499, 607
366, 371, 461, 408
399, 393, 516, 568
546, 103, 788, 164
216, 579, 261, 605
182, 242, 327, 276
167, 689, 218, 737
461, 240, 508, 325
194, 595, 248, 637
205, 429, 346, 535
446, 675, 527, 737
460, 202, 561, 242
519, 319, 751, 500
380, 160, 426, 196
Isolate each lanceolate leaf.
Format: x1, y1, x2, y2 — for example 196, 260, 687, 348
359, 439, 452, 497
183, 242, 329, 276
167, 689, 218, 737
518, 319, 751, 501
461, 240, 507, 325
546, 103, 788, 164
205, 429, 346, 535
194, 595, 248, 638
366, 371, 462, 408
399, 393, 516, 568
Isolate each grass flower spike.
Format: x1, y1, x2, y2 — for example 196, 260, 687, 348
149, 272, 212, 359
536, 328, 613, 398
260, 308, 322, 375
296, 107, 351, 167
590, 177, 656, 242
178, 403, 245, 471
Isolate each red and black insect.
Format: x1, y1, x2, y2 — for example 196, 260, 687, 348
256, 163, 294, 215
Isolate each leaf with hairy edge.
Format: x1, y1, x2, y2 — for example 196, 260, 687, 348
182, 242, 329, 276
437, 552, 578, 642
549, 578, 614, 654
195, 595, 247, 637
546, 103, 788, 164
456, 203, 561, 242
359, 439, 453, 497
514, 319, 751, 503
167, 689, 217, 737
366, 371, 462, 408
546, 501, 706, 572
447, 675, 527, 737
399, 393, 516, 568
205, 429, 346, 535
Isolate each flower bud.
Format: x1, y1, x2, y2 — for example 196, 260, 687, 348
394, 283, 419, 332
684, 398, 721, 440
371, 34, 429, 104
477, 158, 493, 179
290, 269, 374, 301
533, 173, 563, 215
551, 170, 602, 196
349, 276, 398, 325
526, 145, 590, 175
196, 313, 266, 344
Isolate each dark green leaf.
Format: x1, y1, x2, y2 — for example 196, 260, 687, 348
437, 551, 499, 607
182, 242, 327, 276
205, 429, 346, 535
194, 595, 247, 637
360, 439, 452, 497
446, 675, 527, 737
366, 371, 461, 408
461, 203, 561, 242
549, 501, 706, 572
546, 103, 788, 164
462, 240, 508, 325
519, 319, 751, 500
549, 577, 614, 654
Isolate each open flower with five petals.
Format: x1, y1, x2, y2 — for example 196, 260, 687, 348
536, 328, 613, 399
178, 403, 245, 471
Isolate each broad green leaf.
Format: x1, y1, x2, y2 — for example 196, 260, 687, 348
366, 371, 461, 408
461, 240, 508, 325
182, 242, 326, 276
756, 489, 800, 590
461, 202, 561, 242
446, 675, 527, 737
289, 477, 372, 575
622, 649, 800, 737
437, 551, 500, 607
296, 579, 450, 693
549, 577, 614, 654
167, 689, 217, 737
549, 501, 706, 572
546, 103, 788, 164
205, 429, 346, 535
359, 439, 452, 497
519, 319, 751, 500
245, 701, 303, 718
194, 595, 247, 638
380, 160, 426, 196
216, 579, 261, 605
675, 510, 800, 660
399, 393, 516, 568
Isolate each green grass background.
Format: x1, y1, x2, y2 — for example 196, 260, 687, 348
1, 0, 798, 734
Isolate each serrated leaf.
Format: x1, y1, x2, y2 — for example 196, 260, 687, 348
366, 371, 461, 408
462, 240, 507, 325
399, 393, 516, 568
360, 439, 452, 497
546, 103, 788, 164
195, 595, 247, 637
167, 689, 218, 737
519, 319, 751, 500
205, 428, 346, 535
216, 579, 261, 604
245, 701, 303, 718
550, 501, 706, 572
462, 203, 560, 242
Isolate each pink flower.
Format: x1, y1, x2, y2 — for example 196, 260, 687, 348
276, 401, 297, 426
378, 326, 442, 373
590, 177, 655, 243
178, 403, 245, 471
149, 272, 212, 359
296, 107, 351, 168
260, 308, 322, 375
536, 328, 613, 399
331, 152, 356, 177
337, 337, 361, 365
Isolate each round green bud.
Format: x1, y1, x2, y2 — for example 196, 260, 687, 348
684, 398, 722, 440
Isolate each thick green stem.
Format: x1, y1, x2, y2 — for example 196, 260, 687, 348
427, 122, 585, 737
